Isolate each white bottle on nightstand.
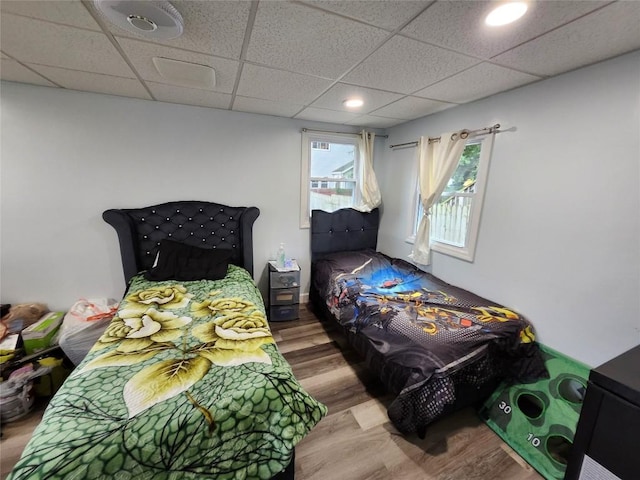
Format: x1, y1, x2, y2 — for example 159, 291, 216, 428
276, 243, 286, 269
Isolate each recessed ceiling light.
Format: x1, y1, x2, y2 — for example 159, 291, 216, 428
485, 2, 528, 27
343, 98, 364, 108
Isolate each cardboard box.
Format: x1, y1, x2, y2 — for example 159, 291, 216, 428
22, 312, 64, 355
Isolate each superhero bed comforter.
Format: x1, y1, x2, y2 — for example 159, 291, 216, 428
9, 267, 327, 480
311, 249, 546, 435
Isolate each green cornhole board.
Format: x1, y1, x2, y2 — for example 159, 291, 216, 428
478, 344, 590, 480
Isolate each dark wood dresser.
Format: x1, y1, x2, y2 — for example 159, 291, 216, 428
564, 344, 640, 480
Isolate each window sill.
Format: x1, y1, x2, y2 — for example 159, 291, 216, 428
405, 238, 475, 262
431, 241, 474, 262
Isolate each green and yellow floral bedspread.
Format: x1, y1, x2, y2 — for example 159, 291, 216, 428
9, 266, 327, 480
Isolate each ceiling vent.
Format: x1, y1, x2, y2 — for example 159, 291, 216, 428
93, 0, 184, 40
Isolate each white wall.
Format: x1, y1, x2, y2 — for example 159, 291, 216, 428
378, 51, 640, 367
3, 52, 638, 368
0, 83, 383, 310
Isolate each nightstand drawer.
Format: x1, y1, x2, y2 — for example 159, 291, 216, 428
269, 270, 300, 289
269, 304, 299, 322
270, 287, 300, 305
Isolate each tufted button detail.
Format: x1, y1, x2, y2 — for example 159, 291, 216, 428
229, 216, 233, 219
202, 239, 206, 242
232, 244, 236, 248
188, 217, 192, 221
141, 218, 145, 221
155, 226, 159, 229
143, 235, 148, 239
151, 210, 156, 214
146, 251, 150, 255
346, 228, 349, 232
190, 232, 194, 236
329, 228, 333, 233
221, 223, 225, 227
220, 208, 224, 212
157, 242, 161, 246
166, 217, 170, 221
179, 225, 182, 228
176, 209, 180, 213
200, 224, 204, 228
210, 217, 213, 221
221, 237, 225, 241
199, 209, 203, 212
230, 230, 234, 234
168, 233, 172, 237
361, 227, 365, 231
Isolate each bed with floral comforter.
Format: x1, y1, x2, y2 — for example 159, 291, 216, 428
9, 265, 326, 480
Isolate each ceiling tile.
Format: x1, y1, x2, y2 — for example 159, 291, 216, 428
90, 0, 251, 60
0, 13, 134, 77
402, 0, 609, 59
344, 115, 404, 129
371, 96, 454, 120
237, 64, 333, 105
28, 65, 152, 100
493, 2, 640, 77
233, 96, 303, 118
414, 62, 541, 104
0, 58, 58, 87
147, 82, 231, 109
0, 0, 101, 31
301, 0, 431, 31
343, 35, 478, 94
311, 83, 404, 114
247, 1, 389, 79
117, 38, 239, 93
294, 107, 361, 124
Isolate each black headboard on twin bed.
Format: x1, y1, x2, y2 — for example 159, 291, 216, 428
103, 200, 260, 284
310, 208, 379, 261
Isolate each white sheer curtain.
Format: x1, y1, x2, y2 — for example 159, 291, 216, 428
410, 130, 468, 265
354, 130, 381, 212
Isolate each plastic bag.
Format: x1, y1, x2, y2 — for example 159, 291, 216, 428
58, 298, 119, 365
68, 298, 119, 323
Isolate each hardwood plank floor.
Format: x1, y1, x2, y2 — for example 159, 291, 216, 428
274, 305, 543, 480
0, 304, 542, 480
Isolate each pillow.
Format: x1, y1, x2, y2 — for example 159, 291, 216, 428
145, 239, 233, 281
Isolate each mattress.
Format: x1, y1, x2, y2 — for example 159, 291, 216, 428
9, 265, 326, 480
312, 249, 546, 434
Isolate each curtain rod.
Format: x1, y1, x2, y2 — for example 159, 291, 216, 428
302, 127, 388, 138
389, 124, 501, 149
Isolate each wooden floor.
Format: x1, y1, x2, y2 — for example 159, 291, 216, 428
0, 304, 542, 480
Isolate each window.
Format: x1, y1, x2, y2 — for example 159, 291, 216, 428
301, 132, 359, 228
311, 141, 330, 151
411, 134, 494, 261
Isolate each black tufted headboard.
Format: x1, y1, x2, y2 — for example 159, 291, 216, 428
103, 201, 260, 284
310, 208, 379, 261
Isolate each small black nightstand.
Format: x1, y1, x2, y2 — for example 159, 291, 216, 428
268, 262, 300, 321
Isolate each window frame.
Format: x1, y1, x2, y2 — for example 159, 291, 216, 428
300, 131, 360, 229
407, 134, 495, 262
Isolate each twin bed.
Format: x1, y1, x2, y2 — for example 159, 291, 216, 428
310, 207, 546, 436
10, 201, 545, 479
9, 201, 326, 480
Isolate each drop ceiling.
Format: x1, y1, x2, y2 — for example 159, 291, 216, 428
1, 0, 639, 129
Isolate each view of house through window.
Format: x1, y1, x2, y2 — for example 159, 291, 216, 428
301, 132, 359, 228
413, 135, 494, 261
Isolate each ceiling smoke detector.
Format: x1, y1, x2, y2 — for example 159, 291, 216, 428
94, 0, 184, 40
